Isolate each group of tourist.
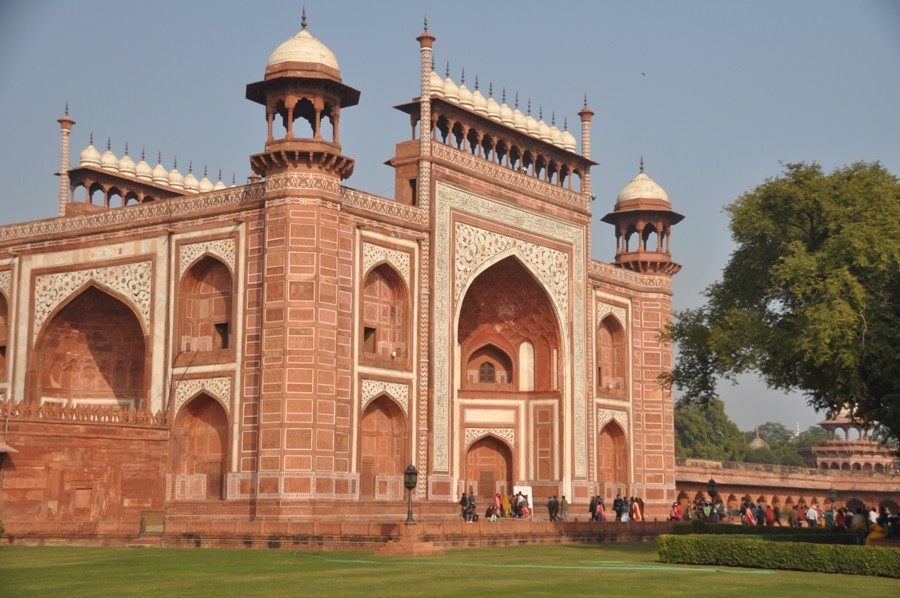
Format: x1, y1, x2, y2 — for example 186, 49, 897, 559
545, 495, 569, 521
459, 491, 534, 522
586, 494, 643, 522
667, 497, 898, 546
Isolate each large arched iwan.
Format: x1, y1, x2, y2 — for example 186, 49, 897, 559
458, 256, 561, 393
466, 435, 513, 500
597, 421, 627, 501
358, 396, 406, 499
178, 256, 233, 360
175, 393, 229, 500
31, 285, 147, 409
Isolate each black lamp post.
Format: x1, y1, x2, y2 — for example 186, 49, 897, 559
706, 478, 718, 501
827, 486, 837, 507
403, 464, 418, 524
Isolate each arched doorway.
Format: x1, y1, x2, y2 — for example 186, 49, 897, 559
175, 394, 228, 500
179, 256, 233, 357
33, 286, 146, 408
360, 264, 408, 364
597, 316, 626, 398
597, 422, 627, 501
466, 436, 513, 500
359, 397, 406, 500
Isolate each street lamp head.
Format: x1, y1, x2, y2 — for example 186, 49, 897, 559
706, 478, 718, 499
827, 486, 838, 505
404, 464, 418, 491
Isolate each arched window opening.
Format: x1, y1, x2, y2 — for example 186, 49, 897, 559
643, 224, 659, 251
573, 169, 582, 193
481, 134, 494, 161
34, 286, 146, 409
175, 394, 228, 500
466, 127, 479, 155
465, 344, 512, 388
863, 462, 873, 471
71, 182, 85, 204
359, 397, 406, 499
597, 422, 627, 502
89, 183, 105, 206
361, 264, 408, 363
452, 122, 465, 150
291, 97, 316, 138
841, 462, 851, 470
875, 463, 884, 473
108, 188, 123, 209
124, 191, 140, 206
820, 462, 829, 469
143, 195, 156, 203
436, 115, 450, 144
852, 462, 862, 471
597, 316, 626, 398
830, 462, 840, 469
466, 436, 512, 500
271, 101, 288, 139
179, 256, 233, 360
496, 140, 508, 167
509, 146, 521, 171
479, 361, 495, 383
518, 341, 535, 391
624, 224, 638, 252
0, 292, 8, 379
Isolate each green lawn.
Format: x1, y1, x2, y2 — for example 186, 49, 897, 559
0, 542, 897, 597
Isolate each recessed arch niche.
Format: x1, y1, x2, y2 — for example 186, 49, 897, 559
32, 285, 146, 408
358, 396, 407, 500
597, 315, 626, 398
465, 435, 513, 500
360, 263, 408, 365
178, 255, 233, 358
175, 393, 228, 500
596, 421, 627, 501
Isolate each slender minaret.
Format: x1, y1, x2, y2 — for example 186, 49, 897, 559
416, 16, 435, 209
578, 94, 594, 199
57, 103, 76, 216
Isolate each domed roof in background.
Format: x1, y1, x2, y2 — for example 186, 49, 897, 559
616, 169, 669, 203
749, 428, 770, 450
80, 137, 101, 167
267, 27, 339, 71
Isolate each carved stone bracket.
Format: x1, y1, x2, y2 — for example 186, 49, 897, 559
362, 243, 411, 286
597, 408, 628, 435
360, 379, 409, 415
589, 259, 671, 291
180, 238, 236, 277
465, 427, 515, 449
174, 376, 233, 414
33, 261, 153, 339
597, 302, 627, 329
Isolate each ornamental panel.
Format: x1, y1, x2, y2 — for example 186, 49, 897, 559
360, 379, 409, 415
174, 376, 233, 414
0, 269, 10, 298
33, 261, 152, 339
597, 302, 627, 329
597, 408, 628, 436
179, 238, 236, 277
465, 428, 516, 449
362, 243, 411, 287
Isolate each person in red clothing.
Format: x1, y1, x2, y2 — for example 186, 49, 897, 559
764, 505, 776, 526
743, 501, 756, 525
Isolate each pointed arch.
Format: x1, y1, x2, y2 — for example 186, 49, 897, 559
31, 285, 147, 408
174, 392, 228, 500
596, 420, 627, 501
360, 263, 408, 362
597, 315, 627, 398
358, 396, 407, 499
465, 434, 513, 499
178, 255, 233, 357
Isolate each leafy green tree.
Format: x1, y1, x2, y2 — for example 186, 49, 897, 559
661, 162, 900, 446
795, 425, 828, 448
675, 398, 748, 461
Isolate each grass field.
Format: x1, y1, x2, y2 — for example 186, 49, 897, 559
1, 542, 898, 597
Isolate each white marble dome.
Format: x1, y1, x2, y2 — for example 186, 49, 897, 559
430, 70, 444, 98
443, 75, 459, 104
118, 150, 136, 177
473, 89, 487, 114
550, 124, 564, 149
199, 173, 214, 193
184, 168, 200, 193
616, 171, 669, 203
538, 119, 552, 142
168, 163, 185, 189
267, 28, 339, 71
100, 142, 118, 172
458, 82, 474, 109
486, 96, 501, 122
525, 114, 539, 138
513, 108, 527, 132
562, 129, 577, 152
79, 142, 101, 167
135, 153, 153, 181
500, 101, 514, 126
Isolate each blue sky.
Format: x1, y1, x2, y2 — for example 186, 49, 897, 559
1, 0, 898, 432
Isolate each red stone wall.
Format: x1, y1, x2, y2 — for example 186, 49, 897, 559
0, 418, 168, 534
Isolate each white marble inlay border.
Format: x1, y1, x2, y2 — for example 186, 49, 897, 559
434, 182, 586, 477
0, 269, 10, 298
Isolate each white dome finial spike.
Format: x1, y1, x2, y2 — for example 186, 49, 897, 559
515, 92, 519, 109
301, 5, 307, 30
157, 150, 162, 165
502, 88, 506, 103
474, 74, 479, 91
107, 137, 111, 151
446, 61, 450, 78
551, 112, 555, 126
527, 99, 531, 115
460, 68, 465, 85
141, 146, 145, 161
89, 132, 93, 145
640, 155, 644, 173
489, 82, 493, 97
124, 142, 129, 156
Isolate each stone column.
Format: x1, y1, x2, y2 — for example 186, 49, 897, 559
57, 108, 76, 217
416, 24, 435, 209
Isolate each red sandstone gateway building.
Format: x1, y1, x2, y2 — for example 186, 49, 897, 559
0, 21, 685, 532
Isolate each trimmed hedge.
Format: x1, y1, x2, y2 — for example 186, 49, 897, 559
658, 534, 900, 578
672, 520, 852, 537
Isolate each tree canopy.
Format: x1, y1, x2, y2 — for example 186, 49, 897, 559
674, 398, 748, 461
662, 161, 900, 445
